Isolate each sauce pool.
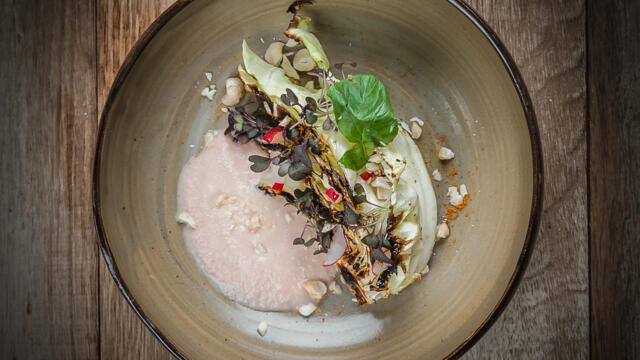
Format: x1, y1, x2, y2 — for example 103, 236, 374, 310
177, 135, 336, 311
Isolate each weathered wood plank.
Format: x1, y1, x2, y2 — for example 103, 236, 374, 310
97, 1, 175, 359
463, 0, 589, 358
0, 0, 99, 359
588, 0, 640, 358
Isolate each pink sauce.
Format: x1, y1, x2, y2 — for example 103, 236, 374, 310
177, 135, 336, 311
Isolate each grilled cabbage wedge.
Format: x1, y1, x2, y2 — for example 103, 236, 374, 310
236, 13, 437, 304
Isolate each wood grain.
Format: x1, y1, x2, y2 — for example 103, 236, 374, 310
588, 0, 640, 358
463, 0, 589, 358
0, 0, 99, 359
97, 1, 175, 359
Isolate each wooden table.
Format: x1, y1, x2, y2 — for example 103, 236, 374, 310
1, 0, 638, 358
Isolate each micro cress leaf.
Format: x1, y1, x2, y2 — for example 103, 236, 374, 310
353, 183, 366, 204
362, 234, 380, 248
248, 155, 271, 172
343, 206, 360, 225
321, 232, 332, 249
371, 247, 394, 264
278, 162, 290, 176
381, 235, 392, 249
327, 74, 399, 170
322, 117, 333, 131
288, 161, 311, 180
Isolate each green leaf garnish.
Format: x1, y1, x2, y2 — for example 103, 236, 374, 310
327, 74, 398, 170
248, 155, 271, 172
338, 143, 368, 171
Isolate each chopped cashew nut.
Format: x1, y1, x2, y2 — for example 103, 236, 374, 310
292, 48, 315, 71
176, 212, 197, 229
447, 186, 463, 206
280, 56, 300, 80
436, 222, 450, 240
438, 146, 455, 160
264, 42, 285, 66
298, 303, 317, 317
285, 38, 299, 47
432, 169, 442, 181
257, 321, 268, 336
301, 280, 327, 301
221, 77, 244, 107
410, 122, 422, 139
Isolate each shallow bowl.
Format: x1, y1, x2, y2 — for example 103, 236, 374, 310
94, 0, 542, 358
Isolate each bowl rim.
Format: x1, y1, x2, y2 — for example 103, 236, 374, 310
92, 1, 543, 359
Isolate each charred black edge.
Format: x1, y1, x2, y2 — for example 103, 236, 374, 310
256, 184, 296, 203
339, 266, 368, 304
286, 0, 313, 14
93, 0, 542, 359
92, 1, 194, 360
442, 1, 543, 360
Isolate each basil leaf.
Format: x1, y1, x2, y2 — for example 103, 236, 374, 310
338, 143, 368, 170
327, 74, 398, 148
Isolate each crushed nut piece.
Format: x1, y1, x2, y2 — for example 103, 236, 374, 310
302, 280, 327, 301
200, 86, 216, 101
298, 303, 317, 317
281, 55, 299, 80
436, 222, 450, 240
285, 38, 299, 47
432, 169, 442, 181
265, 42, 285, 66
292, 48, 315, 71
438, 146, 455, 160
221, 77, 244, 107
257, 321, 268, 336
176, 212, 197, 229
447, 186, 463, 206
410, 122, 422, 139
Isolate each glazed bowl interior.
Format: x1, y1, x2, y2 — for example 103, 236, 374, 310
95, 0, 538, 359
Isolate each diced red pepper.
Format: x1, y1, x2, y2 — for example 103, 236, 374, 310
264, 127, 284, 144
272, 182, 284, 191
325, 188, 342, 202
359, 171, 375, 182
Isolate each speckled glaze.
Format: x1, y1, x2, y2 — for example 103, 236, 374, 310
93, 1, 542, 359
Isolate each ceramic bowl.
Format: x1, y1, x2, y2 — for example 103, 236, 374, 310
94, 0, 542, 358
